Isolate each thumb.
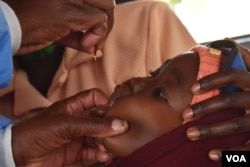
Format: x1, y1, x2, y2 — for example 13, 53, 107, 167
81, 24, 107, 53
69, 116, 129, 138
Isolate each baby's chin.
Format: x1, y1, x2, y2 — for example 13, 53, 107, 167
96, 112, 130, 157
97, 133, 131, 158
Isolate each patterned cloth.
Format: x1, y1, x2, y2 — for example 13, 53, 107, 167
190, 45, 224, 104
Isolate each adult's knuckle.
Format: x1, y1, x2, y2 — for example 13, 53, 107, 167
90, 118, 112, 137
231, 119, 246, 133
220, 93, 235, 106
199, 126, 214, 138
192, 103, 209, 116
199, 77, 213, 89
226, 68, 241, 82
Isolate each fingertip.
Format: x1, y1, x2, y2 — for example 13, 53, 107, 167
96, 151, 111, 163
80, 32, 102, 54
186, 128, 200, 141
84, 117, 129, 138
191, 83, 201, 94
183, 107, 193, 121
209, 150, 221, 161
96, 143, 112, 163
98, 143, 107, 152
94, 105, 111, 116
245, 139, 250, 145
111, 119, 129, 133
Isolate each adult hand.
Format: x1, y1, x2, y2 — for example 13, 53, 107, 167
182, 41, 250, 161
5, 0, 115, 55
12, 89, 128, 166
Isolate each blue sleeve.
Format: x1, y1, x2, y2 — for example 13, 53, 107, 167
0, 116, 15, 167
0, 3, 17, 167
0, 115, 13, 130
0, 5, 13, 89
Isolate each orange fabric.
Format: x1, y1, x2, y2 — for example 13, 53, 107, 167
0, 1, 196, 120
191, 45, 224, 104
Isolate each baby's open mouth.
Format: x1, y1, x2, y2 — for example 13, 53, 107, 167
107, 83, 133, 107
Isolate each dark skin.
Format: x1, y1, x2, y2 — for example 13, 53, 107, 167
12, 48, 131, 165
182, 39, 250, 161
5, 0, 115, 55
0, 0, 132, 165
11, 88, 129, 166
98, 52, 199, 157
17, 40, 250, 162
19, 40, 250, 161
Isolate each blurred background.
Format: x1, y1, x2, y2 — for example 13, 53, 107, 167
116, 0, 250, 47
161, 0, 250, 44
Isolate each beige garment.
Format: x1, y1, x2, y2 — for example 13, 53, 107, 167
0, 1, 196, 120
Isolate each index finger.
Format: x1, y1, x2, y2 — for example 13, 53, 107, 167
85, 0, 115, 34
192, 68, 250, 94
84, 0, 115, 50
66, 88, 108, 116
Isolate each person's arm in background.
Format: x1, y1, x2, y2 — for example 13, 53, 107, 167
182, 39, 250, 161
0, 1, 21, 166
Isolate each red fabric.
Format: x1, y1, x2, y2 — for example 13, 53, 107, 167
191, 45, 224, 104
106, 109, 250, 167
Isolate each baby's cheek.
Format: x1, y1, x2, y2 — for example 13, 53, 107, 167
105, 98, 140, 121
99, 126, 140, 158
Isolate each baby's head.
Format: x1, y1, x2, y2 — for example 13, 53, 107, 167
98, 41, 238, 158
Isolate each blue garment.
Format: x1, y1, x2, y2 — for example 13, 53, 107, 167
0, 3, 18, 167
0, 6, 12, 89
0, 115, 13, 130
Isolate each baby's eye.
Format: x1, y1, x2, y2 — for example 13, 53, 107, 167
155, 87, 168, 101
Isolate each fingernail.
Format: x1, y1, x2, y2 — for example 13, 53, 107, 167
96, 105, 110, 115
209, 151, 221, 161
112, 119, 126, 132
183, 108, 193, 120
187, 128, 200, 141
98, 143, 107, 152
191, 83, 200, 93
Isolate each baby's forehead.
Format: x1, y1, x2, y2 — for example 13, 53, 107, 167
160, 51, 197, 68
151, 48, 221, 79
150, 52, 191, 75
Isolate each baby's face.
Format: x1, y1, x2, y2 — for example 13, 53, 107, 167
99, 52, 199, 157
